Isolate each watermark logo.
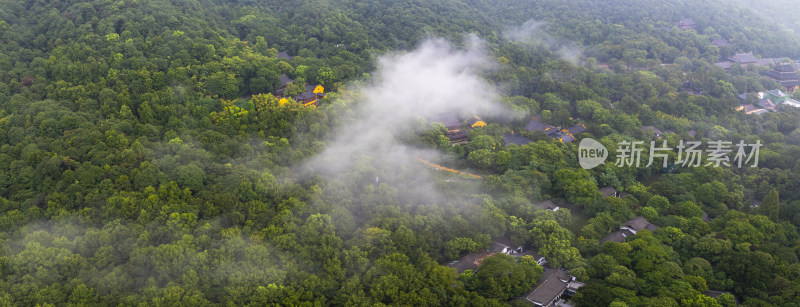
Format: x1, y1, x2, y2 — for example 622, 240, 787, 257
579, 138, 762, 169
579, 138, 608, 169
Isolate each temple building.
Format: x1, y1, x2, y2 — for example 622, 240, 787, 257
727, 53, 758, 65
429, 113, 487, 145
677, 18, 696, 31
272, 74, 326, 107
764, 63, 800, 91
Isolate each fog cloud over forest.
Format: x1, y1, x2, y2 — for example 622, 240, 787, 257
503, 19, 583, 64
304, 35, 506, 203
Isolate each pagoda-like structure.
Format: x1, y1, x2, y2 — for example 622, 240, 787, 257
765, 63, 800, 91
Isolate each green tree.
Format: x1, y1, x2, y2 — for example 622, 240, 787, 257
646, 195, 670, 214
445, 237, 478, 259
467, 135, 497, 152
760, 189, 779, 221
317, 67, 337, 86
177, 164, 205, 191
553, 168, 600, 206
205, 71, 240, 98
471, 254, 542, 300
576, 99, 602, 120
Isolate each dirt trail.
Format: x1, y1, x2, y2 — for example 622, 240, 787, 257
414, 158, 482, 179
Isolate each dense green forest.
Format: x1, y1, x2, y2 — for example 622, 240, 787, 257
1, 0, 799, 306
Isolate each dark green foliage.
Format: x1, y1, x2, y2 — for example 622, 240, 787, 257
0, 0, 798, 305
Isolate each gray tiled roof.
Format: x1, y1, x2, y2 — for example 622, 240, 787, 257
279, 74, 294, 86
294, 84, 322, 101
524, 119, 555, 133
757, 58, 774, 66
711, 39, 730, 47
503, 133, 532, 146
431, 113, 462, 130
625, 216, 656, 232
524, 270, 570, 306
567, 123, 587, 135
715, 61, 732, 70
728, 53, 758, 64
773, 63, 795, 73
599, 186, 617, 197
601, 229, 635, 244
278, 51, 294, 60
534, 200, 559, 210
555, 132, 575, 143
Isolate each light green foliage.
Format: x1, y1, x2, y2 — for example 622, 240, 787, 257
647, 195, 670, 214
445, 237, 478, 259
469, 254, 542, 300
530, 219, 583, 268
554, 168, 600, 206
205, 71, 240, 99
0, 0, 798, 305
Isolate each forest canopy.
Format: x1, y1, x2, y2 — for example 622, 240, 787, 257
0, 0, 799, 306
